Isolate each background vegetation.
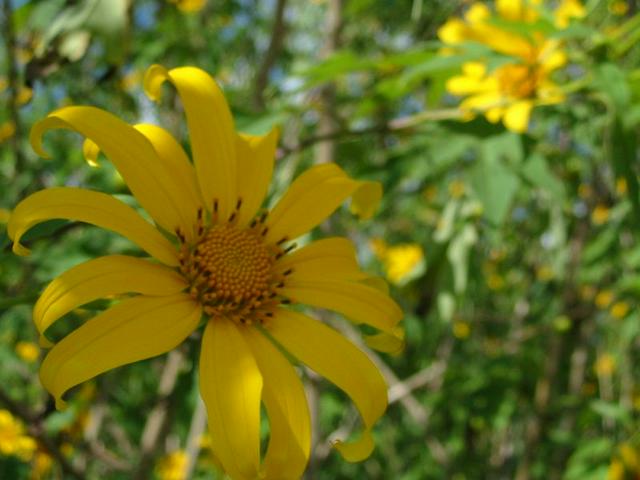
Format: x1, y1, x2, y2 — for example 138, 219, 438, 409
1, 0, 640, 478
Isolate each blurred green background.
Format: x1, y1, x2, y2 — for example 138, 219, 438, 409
2, 0, 640, 478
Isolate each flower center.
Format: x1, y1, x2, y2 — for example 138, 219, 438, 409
497, 64, 539, 99
177, 207, 292, 324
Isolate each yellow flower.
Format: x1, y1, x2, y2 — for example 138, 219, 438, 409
9, 65, 402, 480
30, 451, 53, 480
578, 183, 592, 199
609, 1, 629, 15
592, 204, 610, 225
440, 1, 573, 133
610, 301, 630, 319
616, 177, 627, 195
169, 0, 206, 13
16, 86, 33, 106
371, 239, 424, 285
487, 273, 505, 290
595, 290, 614, 309
535, 265, 554, 282
595, 353, 615, 376
15, 341, 39, 363
554, 0, 586, 28
609, 443, 640, 480
0, 410, 37, 461
0, 121, 16, 143
453, 320, 471, 339
157, 450, 188, 480
448, 180, 465, 198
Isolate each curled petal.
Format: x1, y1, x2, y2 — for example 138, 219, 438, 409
144, 65, 237, 220
40, 294, 201, 409
8, 187, 178, 266
31, 106, 192, 236
266, 163, 381, 243
34, 255, 187, 346
268, 309, 387, 462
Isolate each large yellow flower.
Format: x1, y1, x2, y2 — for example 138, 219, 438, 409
438, 0, 584, 132
8, 65, 402, 480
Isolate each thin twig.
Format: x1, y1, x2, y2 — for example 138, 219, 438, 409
253, 0, 288, 110
134, 350, 184, 480
183, 397, 207, 480
280, 108, 461, 156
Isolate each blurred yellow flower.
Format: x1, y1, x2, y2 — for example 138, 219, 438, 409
448, 180, 466, 198
592, 204, 610, 225
169, 0, 206, 13
536, 265, 554, 282
609, 0, 628, 15
610, 301, 630, 319
595, 290, 614, 309
371, 239, 424, 284
487, 273, 505, 290
609, 443, 640, 480
30, 451, 53, 480
594, 353, 615, 376
0, 121, 16, 144
0, 410, 37, 461
577, 183, 592, 199
554, 0, 586, 27
16, 86, 33, 106
157, 450, 188, 480
453, 320, 471, 339
616, 177, 627, 195
15, 341, 39, 363
439, 1, 581, 132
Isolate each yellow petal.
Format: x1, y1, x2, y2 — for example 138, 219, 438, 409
364, 326, 406, 356
8, 187, 178, 266
134, 123, 204, 241
199, 320, 262, 480
459, 91, 503, 111
242, 328, 311, 480
503, 100, 533, 133
465, 2, 491, 23
274, 237, 366, 281
267, 309, 387, 462
144, 65, 237, 220
82, 138, 100, 167
266, 164, 381, 243
437, 18, 468, 44
31, 106, 190, 236
496, 0, 523, 20
282, 279, 402, 335
235, 128, 278, 227
34, 255, 187, 345
40, 294, 201, 409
